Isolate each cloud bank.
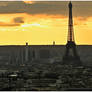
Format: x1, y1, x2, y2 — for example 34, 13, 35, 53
0, 1, 92, 17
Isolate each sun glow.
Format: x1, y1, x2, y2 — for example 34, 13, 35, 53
21, 23, 41, 27
21, 23, 48, 28
0, 13, 91, 45
23, 1, 34, 4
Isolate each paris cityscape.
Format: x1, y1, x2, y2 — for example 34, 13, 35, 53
0, 1, 92, 91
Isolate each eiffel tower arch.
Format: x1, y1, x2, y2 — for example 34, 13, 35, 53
62, 2, 82, 66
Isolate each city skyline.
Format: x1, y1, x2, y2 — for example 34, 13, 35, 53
0, 1, 92, 45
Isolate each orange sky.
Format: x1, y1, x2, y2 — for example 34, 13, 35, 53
0, 1, 92, 45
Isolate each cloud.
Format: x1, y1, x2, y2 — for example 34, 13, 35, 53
0, 22, 20, 27
0, 1, 26, 13
25, 1, 68, 16
0, 16, 24, 27
0, 1, 92, 18
13, 17, 24, 23
0, 1, 70, 15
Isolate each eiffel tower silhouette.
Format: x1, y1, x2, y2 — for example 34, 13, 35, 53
62, 2, 82, 65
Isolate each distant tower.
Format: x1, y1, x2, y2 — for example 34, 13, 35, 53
62, 2, 81, 65
53, 41, 55, 45
25, 42, 29, 62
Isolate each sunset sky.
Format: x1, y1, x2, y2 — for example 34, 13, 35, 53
0, 1, 92, 45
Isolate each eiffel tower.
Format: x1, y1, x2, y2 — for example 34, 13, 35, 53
62, 2, 82, 65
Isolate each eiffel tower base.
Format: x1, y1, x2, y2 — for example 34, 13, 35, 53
62, 55, 82, 66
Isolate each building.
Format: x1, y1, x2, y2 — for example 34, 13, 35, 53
0, 44, 92, 66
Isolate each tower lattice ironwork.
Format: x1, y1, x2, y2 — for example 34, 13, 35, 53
62, 2, 82, 65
